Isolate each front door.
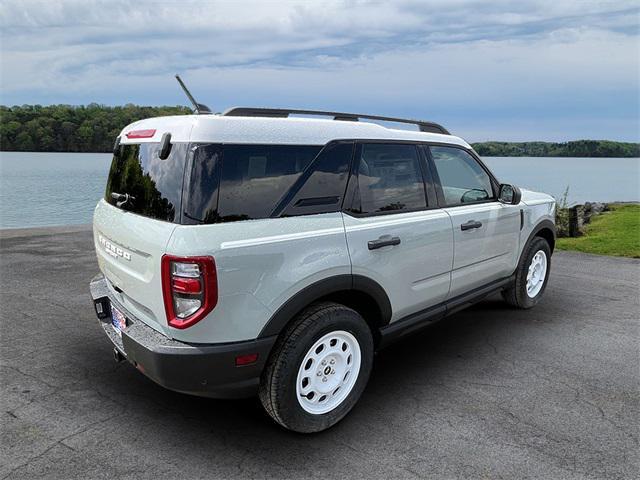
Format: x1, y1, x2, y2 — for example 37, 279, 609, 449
342, 142, 453, 322
426, 145, 521, 298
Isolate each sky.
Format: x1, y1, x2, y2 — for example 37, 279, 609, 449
1, 0, 639, 142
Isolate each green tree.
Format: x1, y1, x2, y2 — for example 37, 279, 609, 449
472, 140, 640, 158
0, 104, 191, 152
1, 103, 638, 157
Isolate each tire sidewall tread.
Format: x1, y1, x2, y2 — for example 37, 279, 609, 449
503, 236, 551, 309
259, 301, 373, 433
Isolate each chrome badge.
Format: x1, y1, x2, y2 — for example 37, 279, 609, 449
99, 235, 132, 261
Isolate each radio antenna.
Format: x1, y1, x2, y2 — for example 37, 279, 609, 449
175, 74, 212, 114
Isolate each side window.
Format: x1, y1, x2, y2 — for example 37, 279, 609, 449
430, 146, 494, 206
183, 144, 222, 224
279, 141, 353, 217
217, 144, 322, 222
350, 143, 426, 215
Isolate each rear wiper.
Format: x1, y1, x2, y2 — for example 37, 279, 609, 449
111, 192, 135, 208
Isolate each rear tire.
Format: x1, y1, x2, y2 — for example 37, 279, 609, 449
502, 236, 551, 309
259, 302, 374, 433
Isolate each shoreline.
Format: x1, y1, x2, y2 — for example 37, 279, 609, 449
1, 201, 638, 237
1, 150, 639, 159
0, 224, 91, 239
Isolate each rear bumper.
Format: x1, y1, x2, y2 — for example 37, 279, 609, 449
90, 274, 276, 399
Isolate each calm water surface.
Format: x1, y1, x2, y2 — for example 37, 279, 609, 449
483, 156, 640, 206
0, 152, 638, 229
0, 152, 112, 229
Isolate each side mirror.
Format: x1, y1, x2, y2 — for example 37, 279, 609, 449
498, 184, 522, 205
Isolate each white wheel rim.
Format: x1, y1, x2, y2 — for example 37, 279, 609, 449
295, 330, 361, 415
526, 250, 548, 298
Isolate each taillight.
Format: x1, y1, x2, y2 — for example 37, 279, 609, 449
161, 255, 217, 329
126, 129, 156, 139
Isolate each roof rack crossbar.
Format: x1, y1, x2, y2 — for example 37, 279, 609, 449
222, 107, 450, 135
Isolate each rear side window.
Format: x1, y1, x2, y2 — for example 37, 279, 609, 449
185, 144, 323, 223
349, 143, 426, 215
278, 141, 354, 217
218, 145, 321, 221
429, 146, 494, 206
105, 142, 187, 222
183, 144, 221, 224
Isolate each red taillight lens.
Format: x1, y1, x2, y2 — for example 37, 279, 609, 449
161, 255, 217, 329
126, 129, 156, 139
171, 277, 202, 294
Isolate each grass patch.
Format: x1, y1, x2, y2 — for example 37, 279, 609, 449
556, 204, 640, 258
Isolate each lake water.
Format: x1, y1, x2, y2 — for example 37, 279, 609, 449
0, 151, 638, 229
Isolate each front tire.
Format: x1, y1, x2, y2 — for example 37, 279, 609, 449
259, 302, 374, 433
502, 236, 551, 309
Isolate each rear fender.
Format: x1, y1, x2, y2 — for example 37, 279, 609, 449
258, 275, 392, 338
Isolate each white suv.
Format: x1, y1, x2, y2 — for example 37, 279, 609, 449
90, 108, 556, 433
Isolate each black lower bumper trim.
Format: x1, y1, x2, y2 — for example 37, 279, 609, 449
90, 274, 276, 399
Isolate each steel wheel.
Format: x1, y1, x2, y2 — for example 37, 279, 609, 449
295, 330, 361, 415
526, 250, 548, 298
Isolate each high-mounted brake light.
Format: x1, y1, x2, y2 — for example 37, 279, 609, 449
161, 255, 217, 329
126, 129, 156, 139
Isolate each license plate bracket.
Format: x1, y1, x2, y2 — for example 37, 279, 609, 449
110, 304, 127, 336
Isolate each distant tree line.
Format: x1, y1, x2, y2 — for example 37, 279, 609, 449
471, 140, 640, 158
1, 104, 638, 157
0, 104, 191, 152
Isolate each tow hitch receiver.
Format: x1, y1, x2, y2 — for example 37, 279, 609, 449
94, 298, 110, 320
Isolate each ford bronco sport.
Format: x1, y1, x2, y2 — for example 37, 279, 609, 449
90, 107, 556, 433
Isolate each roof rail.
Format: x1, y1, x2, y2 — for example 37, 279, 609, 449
222, 107, 450, 135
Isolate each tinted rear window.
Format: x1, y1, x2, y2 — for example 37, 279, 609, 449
105, 143, 187, 222
279, 141, 354, 217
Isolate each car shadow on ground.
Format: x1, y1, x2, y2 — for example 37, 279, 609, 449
74, 295, 517, 442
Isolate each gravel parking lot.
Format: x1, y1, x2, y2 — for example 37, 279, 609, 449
1, 227, 638, 479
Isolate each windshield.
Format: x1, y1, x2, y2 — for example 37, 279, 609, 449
105, 142, 187, 222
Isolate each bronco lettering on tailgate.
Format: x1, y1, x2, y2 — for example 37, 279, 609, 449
99, 235, 132, 261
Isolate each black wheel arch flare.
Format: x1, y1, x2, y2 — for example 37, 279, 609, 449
521, 219, 556, 262
258, 274, 392, 338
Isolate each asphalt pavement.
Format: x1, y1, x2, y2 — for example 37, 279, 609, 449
1, 226, 638, 479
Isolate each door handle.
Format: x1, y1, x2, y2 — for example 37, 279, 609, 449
461, 220, 482, 231
368, 235, 401, 250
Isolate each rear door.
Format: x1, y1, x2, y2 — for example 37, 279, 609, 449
425, 145, 521, 298
342, 142, 453, 322
94, 139, 188, 335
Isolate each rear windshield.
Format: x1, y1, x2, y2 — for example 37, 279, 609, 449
105, 143, 187, 222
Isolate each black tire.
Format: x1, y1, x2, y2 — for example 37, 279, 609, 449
502, 236, 551, 309
258, 301, 374, 433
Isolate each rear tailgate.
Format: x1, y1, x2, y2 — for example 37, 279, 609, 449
94, 117, 193, 336
94, 200, 176, 335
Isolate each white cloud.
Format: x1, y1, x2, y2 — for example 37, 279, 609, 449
0, 0, 638, 140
